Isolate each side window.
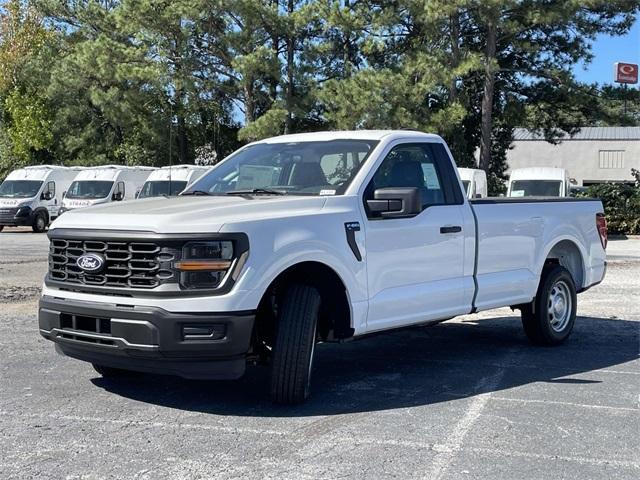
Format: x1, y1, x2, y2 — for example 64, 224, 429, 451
366, 143, 450, 210
41, 181, 55, 200
114, 181, 125, 198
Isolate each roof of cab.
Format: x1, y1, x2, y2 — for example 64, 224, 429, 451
256, 130, 443, 144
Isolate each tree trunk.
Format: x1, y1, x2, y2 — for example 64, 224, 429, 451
449, 11, 460, 102
269, 0, 279, 105
284, 0, 294, 134
176, 113, 189, 164
343, 0, 351, 78
244, 82, 255, 123
479, 20, 497, 171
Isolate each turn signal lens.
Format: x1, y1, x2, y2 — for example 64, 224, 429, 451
178, 241, 235, 289
175, 260, 232, 271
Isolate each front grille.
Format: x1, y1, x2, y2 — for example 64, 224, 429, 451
0, 207, 19, 222
49, 238, 178, 289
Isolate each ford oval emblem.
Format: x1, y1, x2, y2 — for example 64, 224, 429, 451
76, 253, 105, 273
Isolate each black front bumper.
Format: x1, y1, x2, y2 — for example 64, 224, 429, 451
0, 206, 33, 226
39, 296, 255, 379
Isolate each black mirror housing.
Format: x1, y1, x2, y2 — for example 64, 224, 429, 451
367, 187, 422, 218
113, 192, 123, 201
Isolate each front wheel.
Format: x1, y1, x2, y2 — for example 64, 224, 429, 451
32, 212, 47, 233
270, 284, 321, 404
521, 264, 577, 345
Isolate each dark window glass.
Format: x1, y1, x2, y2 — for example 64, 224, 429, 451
510, 180, 562, 197
139, 181, 188, 198
0, 180, 43, 198
66, 181, 113, 199
366, 144, 448, 209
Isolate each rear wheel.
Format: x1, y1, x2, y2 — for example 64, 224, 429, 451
0, 225, 4, 232
521, 264, 577, 345
270, 284, 321, 404
32, 212, 47, 233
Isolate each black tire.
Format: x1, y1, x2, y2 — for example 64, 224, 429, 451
32, 211, 47, 233
270, 284, 321, 404
0, 225, 4, 232
521, 264, 577, 345
92, 364, 135, 378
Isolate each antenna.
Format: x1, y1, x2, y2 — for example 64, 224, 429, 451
169, 102, 173, 195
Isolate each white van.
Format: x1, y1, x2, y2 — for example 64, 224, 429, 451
60, 166, 155, 213
507, 167, 570, 197
0, 165, 80, 232
137, 165, 208, 198
457, 168, 488, 199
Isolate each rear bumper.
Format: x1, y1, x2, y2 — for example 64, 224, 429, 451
39, 296, 255, 379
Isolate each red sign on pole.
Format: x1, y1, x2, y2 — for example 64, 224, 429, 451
614, 62, 638, 84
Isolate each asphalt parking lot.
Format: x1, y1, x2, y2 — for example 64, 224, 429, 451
0, 229, 638, 479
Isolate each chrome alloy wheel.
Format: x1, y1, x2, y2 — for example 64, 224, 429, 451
548, 280, 572, 332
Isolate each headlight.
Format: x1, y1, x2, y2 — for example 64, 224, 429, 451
15, 206, 32, 217
175, 241, 235, 289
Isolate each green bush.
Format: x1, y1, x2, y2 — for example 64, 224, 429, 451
579, 183, 640, 235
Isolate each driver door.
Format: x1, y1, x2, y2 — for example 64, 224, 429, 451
363, 142, 470, 332
42, 181, 58, 219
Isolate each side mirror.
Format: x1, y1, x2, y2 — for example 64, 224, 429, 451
112, 191, 124, 201
366, 187, 422, 219
135, 188, 141, 199
62, 191, 67, 199
41, 191, 53, 201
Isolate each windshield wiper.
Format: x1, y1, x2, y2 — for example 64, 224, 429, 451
226, 188, 286, 196
181, 190, 213, 196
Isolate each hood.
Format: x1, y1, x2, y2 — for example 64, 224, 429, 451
51, 195, 328, 233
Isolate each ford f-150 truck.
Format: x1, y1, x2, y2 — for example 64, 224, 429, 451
39, 130, 608, 404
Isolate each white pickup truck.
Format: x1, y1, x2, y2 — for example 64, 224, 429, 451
39, 130, 608, 404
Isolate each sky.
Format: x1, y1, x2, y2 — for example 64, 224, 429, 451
572, 18, 640, 87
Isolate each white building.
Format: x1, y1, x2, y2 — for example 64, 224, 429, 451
506, 127, 640, 186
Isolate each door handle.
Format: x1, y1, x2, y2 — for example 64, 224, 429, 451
440, 225, 462, 234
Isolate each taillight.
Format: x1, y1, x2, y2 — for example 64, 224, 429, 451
596, 213, 607, 250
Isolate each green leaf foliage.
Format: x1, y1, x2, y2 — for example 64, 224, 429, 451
0, 0, 636, 197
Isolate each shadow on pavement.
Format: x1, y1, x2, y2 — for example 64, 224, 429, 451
91, 315, 638, 417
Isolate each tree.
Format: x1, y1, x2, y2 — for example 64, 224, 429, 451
0, 0, 55, 174
471, 1, 638, 171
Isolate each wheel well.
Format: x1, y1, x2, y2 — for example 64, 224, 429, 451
545, 240, 584, 290
253, 262, 353, 354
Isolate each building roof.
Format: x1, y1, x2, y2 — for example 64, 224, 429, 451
513, 126, 640, 141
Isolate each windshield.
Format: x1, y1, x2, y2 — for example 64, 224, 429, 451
461, 180, 470, 195
184, 140, 378, 196
0, 180, 43, 198
138, 180, 188, 198
66, 180, 113, 199
510, 180, 562, 197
